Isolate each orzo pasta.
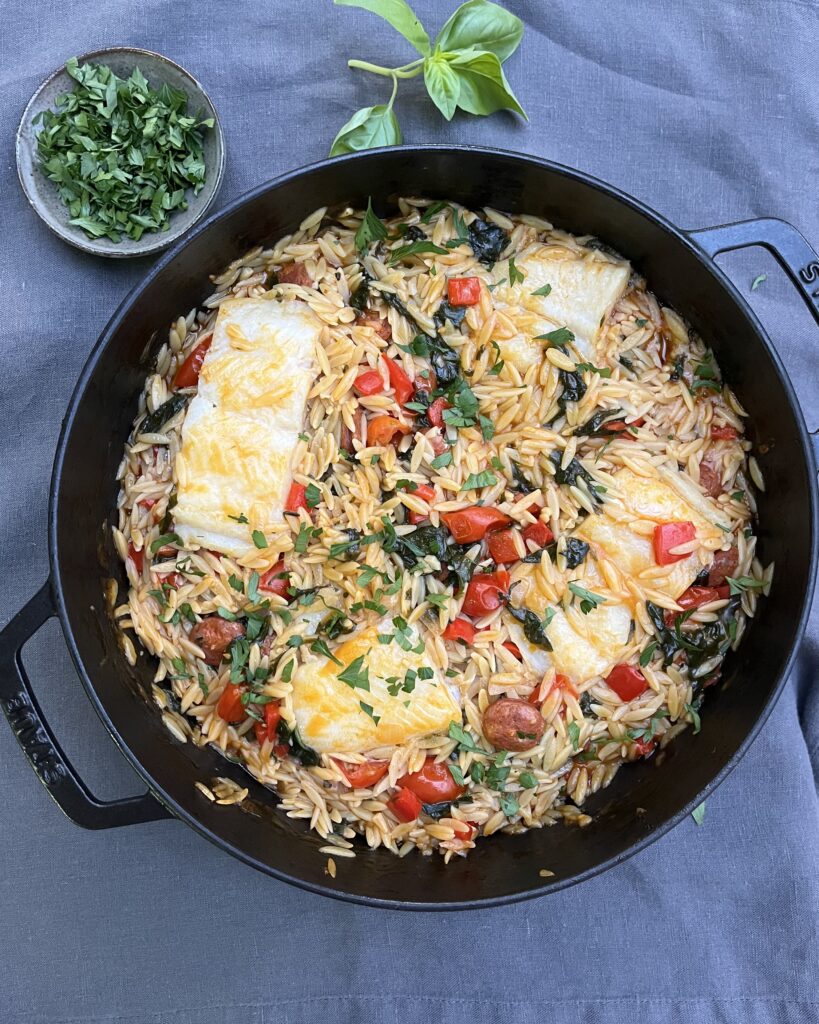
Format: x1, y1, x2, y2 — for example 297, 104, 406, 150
113, 198, 771, 860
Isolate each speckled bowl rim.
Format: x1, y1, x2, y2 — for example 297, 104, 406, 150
16, 46, 226, 259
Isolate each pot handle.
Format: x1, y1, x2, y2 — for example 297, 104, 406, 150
689, 217, 819, 328
0, 581, 172, 829
690, 218, 819, 464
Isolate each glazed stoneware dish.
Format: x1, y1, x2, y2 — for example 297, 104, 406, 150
16, 46, 225, 259
1, 147, 817, 909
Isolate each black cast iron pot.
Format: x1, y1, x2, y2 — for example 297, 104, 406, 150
2, 146, 818, 910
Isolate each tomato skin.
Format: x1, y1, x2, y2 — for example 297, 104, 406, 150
406, 483, 436, 525
427, 397, 451, 428
487, 528, 522, 565
285, 482, 308, 514
334, 759, 389, 788
530, 673, 576, 704
663, 585, 730, 626
128, 542, 144, 574
442, 507, 512, 544
462, 570, 510, 618
367, 415, 411, 447
632, 737, 656, 758
606, 664, 647, 702
388, 786, 423, 822
447, 277, 482, 306
173, 336, 212, 389
399, 758, 466, 803
442, 617, 478, 644
253, 701, 282, 744
382, 355, 415, 406
502, 640, 522, 660
217, 683, 246, 724
653, 521, 696, 565
521, 521, 554, 548
429, 431, 448, 456
453, 820, 476, 840
354, 369, 385, 396
414, 371, 436, 394
711, 424, 738, 440
259, 560, 290, 598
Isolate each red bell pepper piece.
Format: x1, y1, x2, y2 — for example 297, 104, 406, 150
605, 664, 647, 702
382, 355, 415, 406
447, 277, 481, 306
387, 786, 423, 822
653, 521, 696, 565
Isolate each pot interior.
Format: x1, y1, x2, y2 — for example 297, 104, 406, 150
52, 148, 815, 907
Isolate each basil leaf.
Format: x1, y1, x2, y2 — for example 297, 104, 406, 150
389, 240, 449, 263
335, 0, 431, 55
330, 104, 402, 157
446, 49, 527, 118
423, 54, 460, 120
354, 197, 389, 251
434, 0, 524, 63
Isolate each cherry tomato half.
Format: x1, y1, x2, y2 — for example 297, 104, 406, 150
461, 569, 510, 618
398, 757, 466, 803
442, 507, 512, 544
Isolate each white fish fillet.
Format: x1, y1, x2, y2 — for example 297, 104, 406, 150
291, 620, 460, 754
491, 243, 631, 368
173, 297, 319, 557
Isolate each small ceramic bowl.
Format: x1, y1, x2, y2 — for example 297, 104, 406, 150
16, 47, 225, 259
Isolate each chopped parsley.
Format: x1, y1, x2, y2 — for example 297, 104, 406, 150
726, 575, 764, 596
567, 582, 606, 614
355, 198, 388, 252
251, 529, 268, 549
305, 482, 321, 508
338, 654, 370, 691
691, 801, 707, 826
536, 326, 575, 346
508, 256, 525, 286
228, 513, 249, 524
567, 721, 581, 750
461, 470, 497, 491
531, 283, 552, 296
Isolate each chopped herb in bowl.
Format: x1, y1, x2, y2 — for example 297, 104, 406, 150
33, 57, 213, 243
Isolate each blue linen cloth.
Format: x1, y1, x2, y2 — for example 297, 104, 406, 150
1, 1, 818, 1022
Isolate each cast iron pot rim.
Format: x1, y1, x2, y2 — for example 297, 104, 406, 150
47, 144, 819, 910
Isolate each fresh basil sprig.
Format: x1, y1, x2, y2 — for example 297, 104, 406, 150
330, 0, 526, 155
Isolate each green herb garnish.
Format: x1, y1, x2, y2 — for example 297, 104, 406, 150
35, 58, 212, 243
567, 582, 606, 614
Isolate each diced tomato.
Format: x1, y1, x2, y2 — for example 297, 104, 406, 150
387, 786, 423, 823
632, 737, 656, 758
354, 369, 384, 396
173, 336, 212, 389
414, 371, 437, 394
407, 484, 436, 525
128, 542, 144, 574
462, 569, 510, 618
663, 585, 730, 626
399, 757, 466, 803
556, 673, 579, 698
521, 521, 554, 548
452, 820, 476, 841
442, 617, 478, 644
382, 355, 415, 406
159, 572, 185, 589
711, 424, 739, 440
487, 528, 522, 565
605, 664, 647, 702
532, 673, 577, 704
334, 758, 389, 788
138, 497, 158, 510
426, 397, 451, 428
502, 640, 522, 660
442, 507, 512, 544
285, 482, 308, 514
653, 521, 696, 565
367, 415, 411, 447
273, 742, 290, 758
216, 683, 246, 724
259, 560, 290, 598
253, 701, 282, 744
447, 277, 482, 306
